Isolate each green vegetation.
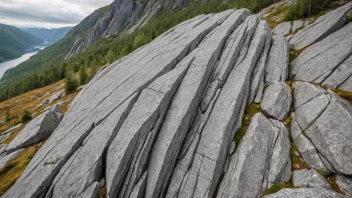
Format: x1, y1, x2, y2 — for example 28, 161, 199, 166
20, 110, 32, 123
348, 13, 352, 23
234, 104, 263, 144
64, 69, 79, 94
284, 0, 344, 21
0, 24, 43, 63
0, 0, 275, 102
0, 144, 41, 195
261, 183, 299, 197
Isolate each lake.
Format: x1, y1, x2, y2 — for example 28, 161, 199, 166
0, 52, 38, 80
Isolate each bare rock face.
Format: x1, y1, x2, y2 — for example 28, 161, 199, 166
291, 22, 352, 92
265, 35, 289, 83
260, 82, 292, 120
3, 8, 291, 198
6, 105, 64, 154
293, 82, 352, 175
336, 174, 352, 197
273, 22, 292, 36
293, 169, 332, 190
289, 2, 352, 50
263, 188, 347, 198
0, 148, 24, 169
217, 114, 291, 198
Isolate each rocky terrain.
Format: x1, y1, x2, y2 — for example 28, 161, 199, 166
0, 1, 352, 198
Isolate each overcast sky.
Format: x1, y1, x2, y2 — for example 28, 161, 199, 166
0, 0, 114, 29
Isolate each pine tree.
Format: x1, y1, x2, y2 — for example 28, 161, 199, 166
79, 65, 88, 85
65, 68, 78, 94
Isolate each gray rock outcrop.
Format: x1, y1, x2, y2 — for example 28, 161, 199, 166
265, 35, 289, 83
0, 124, 22, 145
273, 22, 292, 36
336, 174, 352, 197
263, 188, 347, 198
291, 22, 352, 92
289, 2, 352, 50
260, 82, 292, 120
3, 8, 290, 198
217, 114, 291, 198
6, 105, 64, 154
291, 20, 304, 33
293, 82, 352, 175
293, 169, 332, 190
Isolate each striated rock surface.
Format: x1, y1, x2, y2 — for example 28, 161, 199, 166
2, 7, 296, 198
336, 174, 352, 197
289, 2, 352, 50
291, 22, 352, 91
217, 114, 291, 198
293, 169, 332, 190
263, 188, 347, 198
273, 22, 292, 36
291, 20, 304, 33
6, 105, 64, 154
265, 35, 289, 83
293, 82, 352, 175
260, 82, 292, 120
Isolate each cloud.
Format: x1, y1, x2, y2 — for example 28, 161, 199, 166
0, 0, 113, 28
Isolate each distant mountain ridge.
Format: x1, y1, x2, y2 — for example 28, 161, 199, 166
22, 27, 72, 43
0, 24, 43, 63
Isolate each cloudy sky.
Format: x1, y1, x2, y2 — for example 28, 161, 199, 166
0, 0, 114, 28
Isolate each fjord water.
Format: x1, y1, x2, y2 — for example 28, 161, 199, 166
0, 52, 38, 80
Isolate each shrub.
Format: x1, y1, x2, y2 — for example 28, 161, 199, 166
20, 110, 32, 123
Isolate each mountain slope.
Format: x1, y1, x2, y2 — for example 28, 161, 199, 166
0, 24, 43, 63
22, 27, 72, 43
0, 0, 273, 101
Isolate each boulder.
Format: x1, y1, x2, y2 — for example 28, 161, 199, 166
37, 98, 49, 108
260, 82, 292, 120
217, 114, 291, 198
293, 82, 352, 175
336, 174, 352, 197
0, 124, 22, 145
263, 188, 347, 198
0, 148, 24, 169
6, 105, 63, 154
291, 22, 352, 91
48, 89, 65, 103
293, 169, 332, 189
289, 2, 352, 50
273, 22, 292, 36
265, 35, 289, 83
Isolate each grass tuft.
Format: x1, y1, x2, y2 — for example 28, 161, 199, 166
234, 104, 263, 144
260, 182, 299, 197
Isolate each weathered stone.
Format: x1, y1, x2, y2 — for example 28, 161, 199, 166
0, 144, 7, 155
0, 148, 24, 169
3, 11, 229, 198
6, 106, 63, 154
105, 61, 190, 198
294, 82, 352, 175
146, 10, 249, 198
263, 188, 347, 198
260, 82, 292, 120
48, 89, 65, 103
293, 169, 332, 189
273, 22, 292, 36
291, 22, 352, 89
336, 174, 352, 197
291, 119, 328, 171
289, 2, 352, 50
130, 172, 147, 198
217, 114, 291, 198
291, 20, 304, 33
173, 18, 270, 198
37, 98, 49, 108
265, 35, 289, 83
77, 182, 99, 198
